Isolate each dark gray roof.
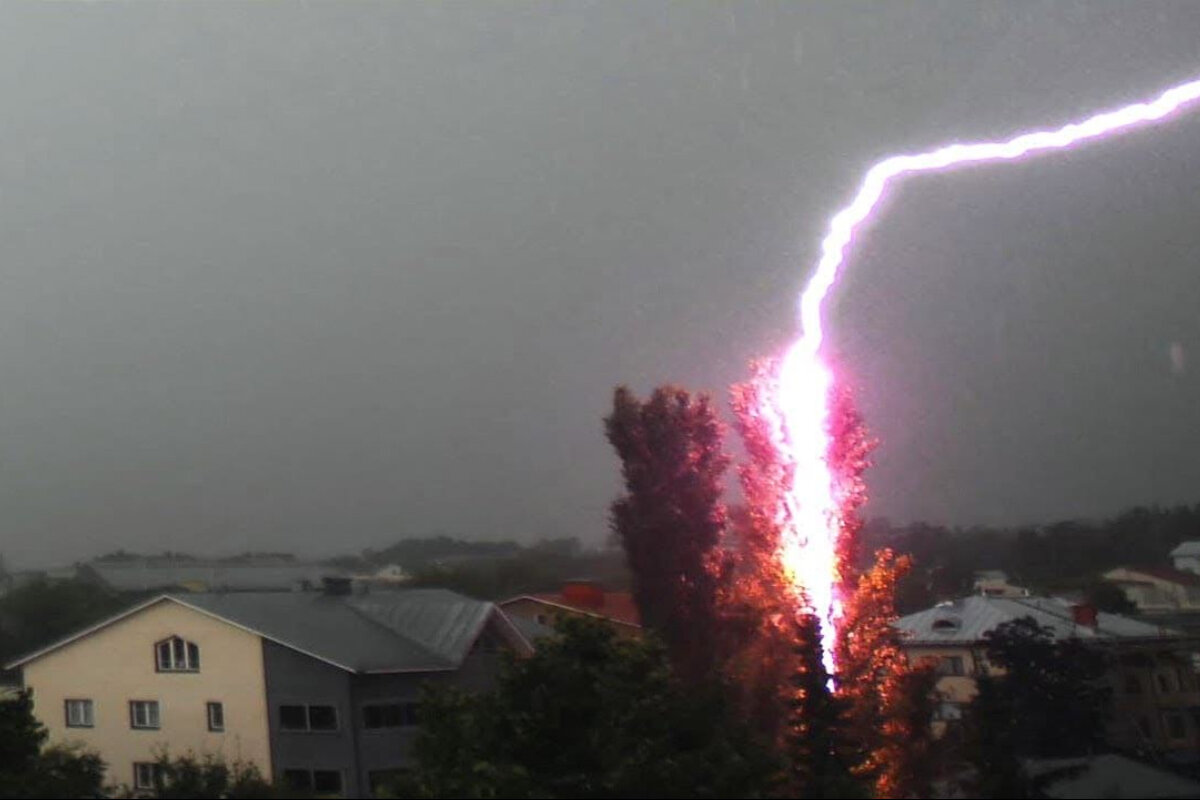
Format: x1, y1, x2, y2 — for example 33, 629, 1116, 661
1029, 754, 1200, 799
895, 595, 1176, 644
88, 563, 335, 593
176, 589, 500, 673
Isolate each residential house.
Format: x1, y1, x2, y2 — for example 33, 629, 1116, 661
1103, 566, 1200, 615
1170, 541, 1200, 576
500, 580, 641, 639
894, 595, 1199, 761
971, 569, 1030, 598
6, 582, 531, 797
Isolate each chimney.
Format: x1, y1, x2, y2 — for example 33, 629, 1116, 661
561, 580, 605, 610
1071, 603, 1098, 628
322, 576, 353, 596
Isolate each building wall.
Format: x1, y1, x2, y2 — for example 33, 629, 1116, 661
264, 615, 514, 798
500, 597, 640, 639
21, 599, 272, 791
350, 646, 505, 794
1109, 650, 1200, 757
261, 640, 359, 797
903, 640, 1200, 760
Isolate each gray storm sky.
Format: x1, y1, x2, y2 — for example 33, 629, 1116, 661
4, 2, 1200, 566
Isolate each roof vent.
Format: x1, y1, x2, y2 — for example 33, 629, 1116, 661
931, 617, 961, 633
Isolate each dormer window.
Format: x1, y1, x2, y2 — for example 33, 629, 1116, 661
155, 636, 200, 672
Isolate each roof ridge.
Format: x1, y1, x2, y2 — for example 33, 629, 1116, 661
342, 598, 455, 669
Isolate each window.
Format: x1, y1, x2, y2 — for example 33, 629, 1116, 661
283, 769, 342, 796
535, 613, 549, 625
1124, 673, 1143, 694
1138, 716, 1153, 739
133, 762, 163, 790
155, 636, 200, 672
282, 770, 312, 792
279, 704, 338, 732
936, 656, 965, 676
363, 702, 420, 729
64, 699, 93, 728
1164, 712, 1188, 740
129, 700, 160, 730
1158, 672, 1175, 694
314, 771, 343, 795
308, 705, 338, 731
933, 702, 963, 721
207, 701, 224, 732
1177, 667, 1192, 692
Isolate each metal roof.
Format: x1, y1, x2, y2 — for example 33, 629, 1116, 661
1029, 754, 1200, 799
1169, 540, 1200, 558
179, 589, 497, 672
7, 589, 514, 674
894, 595, 1176, 645
87, 563, 336, 592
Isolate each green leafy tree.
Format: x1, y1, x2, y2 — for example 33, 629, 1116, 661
402, 616, 777, 799
963, 616, 1111, 798
148, 751, 276, 799
0, 690, 105, 799
1083, 580, 1137, 615
605, 385, 732, 683
784, 614, 858, 799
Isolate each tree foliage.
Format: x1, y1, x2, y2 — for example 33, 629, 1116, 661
402, 616, 777, 799
604, 385, 732, 684
140, 751, 277, 799
0, 690, 105, 799
836, 550, 938, 799
0, 577, 140, 666
963, 616, 1112, 797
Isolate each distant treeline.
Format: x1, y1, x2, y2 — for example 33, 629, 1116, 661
861, 504, 1200, 613
92, 549, 297, 564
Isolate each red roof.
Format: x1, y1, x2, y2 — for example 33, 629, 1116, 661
1123, 565, 1200, 587
524, 591, 642, 627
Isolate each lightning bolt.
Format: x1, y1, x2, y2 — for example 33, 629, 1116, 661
774, 76, 1200, 671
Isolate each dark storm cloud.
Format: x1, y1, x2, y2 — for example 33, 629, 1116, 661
2, 2, 1200, 564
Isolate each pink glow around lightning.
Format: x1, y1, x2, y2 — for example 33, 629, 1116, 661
774, 76, 1200, 670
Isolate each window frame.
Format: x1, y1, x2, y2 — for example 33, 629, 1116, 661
313, 770, 343, 795
279, 703, 339, 733
129, 700, 161, 730
155, 636, 200, 673
1164, 711, 1188, 740
936, 655, 966, 677
282, 768, 345, 795
206, 701, 225, 732
64, 698, 94, 729
133, 762, 162, 790
362, 701, 420, 730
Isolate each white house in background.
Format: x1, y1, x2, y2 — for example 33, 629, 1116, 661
1170, 542, 1200, 575
1104, 566, 1200, 614
971, 570, 1029, 598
